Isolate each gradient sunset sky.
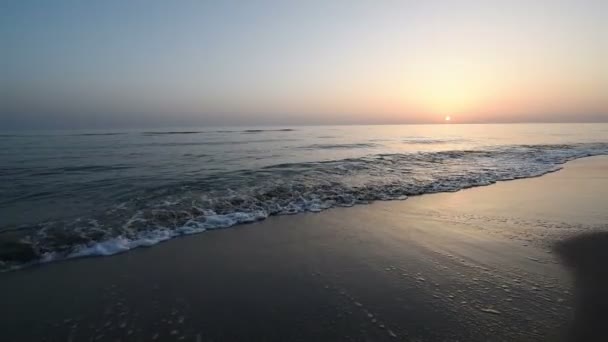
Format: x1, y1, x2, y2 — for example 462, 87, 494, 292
1, 0, 607, 128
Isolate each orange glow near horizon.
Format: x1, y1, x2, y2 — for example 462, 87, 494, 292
2, 1, 606, 126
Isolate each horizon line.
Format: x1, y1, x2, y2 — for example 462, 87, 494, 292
2, 121, 608, 132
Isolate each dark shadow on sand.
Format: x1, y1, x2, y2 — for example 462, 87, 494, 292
555, 232, 608, 342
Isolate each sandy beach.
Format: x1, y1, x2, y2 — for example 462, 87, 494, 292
1, 156, 607, 342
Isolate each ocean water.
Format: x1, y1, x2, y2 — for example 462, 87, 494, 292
1, 123, 607, 270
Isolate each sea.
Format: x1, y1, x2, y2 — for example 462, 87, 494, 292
1, 123, 607, 270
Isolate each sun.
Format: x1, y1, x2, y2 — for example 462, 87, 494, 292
444, 115, 451, 122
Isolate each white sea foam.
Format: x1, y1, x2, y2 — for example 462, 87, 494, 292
64, 211, 269, 259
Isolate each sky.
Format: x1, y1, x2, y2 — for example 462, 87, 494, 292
1, 0, 607, 128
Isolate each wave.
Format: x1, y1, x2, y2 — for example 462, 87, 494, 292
2, 132, 127, 138
1, 142, 607, 271
71, 133, 127, 136
28, 164, 133, 176
242, 128, 295, 133
182, 153, 209, 158
141, 138, 298, 147
299, 143, 379, 150
402, 138, 466, 144
215, 128, 296, 134
142, 131, 205, 135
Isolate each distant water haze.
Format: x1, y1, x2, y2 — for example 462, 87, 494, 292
1, 0, 607, 129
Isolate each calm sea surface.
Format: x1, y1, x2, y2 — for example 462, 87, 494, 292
1, 124, 607, 270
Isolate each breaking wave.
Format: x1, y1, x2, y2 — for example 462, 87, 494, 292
1, 143, 607, 271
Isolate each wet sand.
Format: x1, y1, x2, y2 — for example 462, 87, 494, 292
1, 156, 607, 341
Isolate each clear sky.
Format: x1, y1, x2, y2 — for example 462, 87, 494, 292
1, 0, 607, 128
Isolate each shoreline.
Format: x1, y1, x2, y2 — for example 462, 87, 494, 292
0, 156, 607, 341
2, 154, 603, 273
